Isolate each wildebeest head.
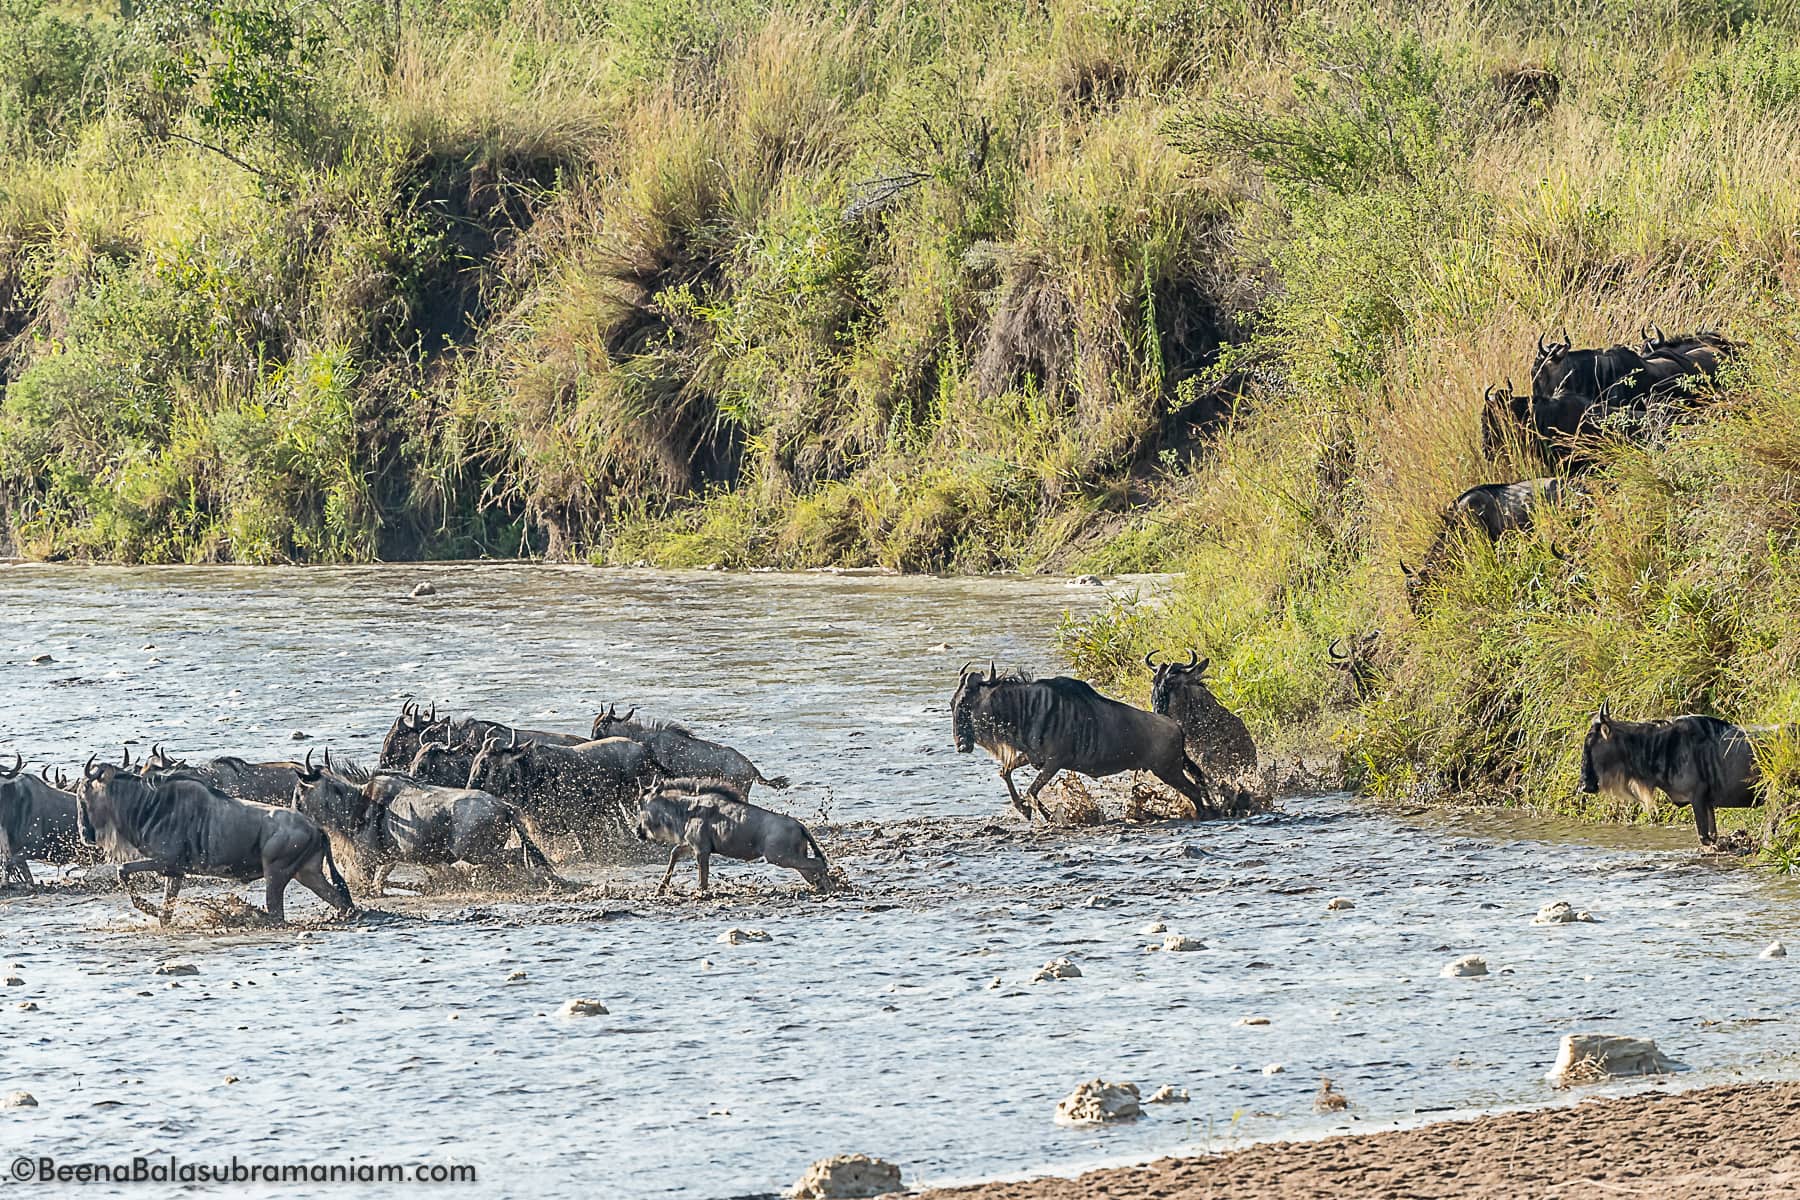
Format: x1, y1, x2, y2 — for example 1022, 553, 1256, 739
590, 703, 640, 741
1327, 632, 1382, 700
467, 731, 535, 794
1580, 702, 1616, 795
1147, 650, 1211, 716
1480, 379, 1530, 458
408, 738, 472, 788
380, 701, 438, 768
76, 753, 137, 846
291, 749, 369, 832
631, 794, 687, 844
951, 662, 1002, 753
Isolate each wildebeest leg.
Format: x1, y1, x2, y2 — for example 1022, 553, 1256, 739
371, 861, 394, 897
1152, 763, 1215, 817
263, 868, 291, 923
295, 859, 355, 918
1694, 799, 1719, 847
695, 850, 711, 896
997, 765, 1032, 818
160, 872, 184, 926
118, 860, 166, 919
657, 844, 689, 895
1023, 765, 1061, 822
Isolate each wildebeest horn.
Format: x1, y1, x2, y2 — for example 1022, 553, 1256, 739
959, 660, 981, 678
84, 753, 100, 781
323, 747, 334, 770
1597, 700, 1610, 722
0, 752, 19, 779
1144, 650, 1159, 668
987, 660, 997, 682
121, 745, 132, 768
304, 748, 315, 772
1399, 559, 1416, 579
1538, 332, 1549, 356
1185, 649, 1198, 668
38, 765, 53, 784
1485, 385, 1500, 404
507, 727, 519, 749
1328, 638, 1349, 661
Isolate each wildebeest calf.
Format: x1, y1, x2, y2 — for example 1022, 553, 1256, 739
632, 785, 830, 895
1146, 651, 1257, 778
1580, 703, 1768, 847
0, 757, 82, 886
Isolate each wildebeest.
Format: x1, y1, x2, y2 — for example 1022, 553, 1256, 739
1580, 704, 1768, 847
380, 701, 440, 769
446, 715, 588, 751
1327, 632, 1382, 701
1146, 651, 1257, 777
292, 753, 559, 895
1401, 478, 1563, 610
633, 783, 830, 894
466, 733, 663, 855
1519, 329, 1731, 465
591, 705, 790, 795
407, 739, 475, 788
77, 755, 353, 924
0, 756, 82, 886
951, 663, 1213, 820
137, 745, 310, 805
1640, 325, 1734, 376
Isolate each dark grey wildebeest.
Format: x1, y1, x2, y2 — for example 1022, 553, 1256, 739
1146, 651, 1257, 778
447, 715, 588, 751
77, 756, 352, 924
951, 663, 1213, 821
0, 756, 83, 886
292, 753, 560, 895
633, 783, 830, 894
1581, 704, 1770, 848
139, 747, 310, 805
592, 705, 790, 795
1401, 478, 1564, 611
467, 733, 664, 856
407, 739, 475, 788
1519, 329, 1731, 467
380, 701, 441, 769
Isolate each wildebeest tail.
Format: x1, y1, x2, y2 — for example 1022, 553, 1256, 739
756, 770, 791, 790
320, 837, 354, 912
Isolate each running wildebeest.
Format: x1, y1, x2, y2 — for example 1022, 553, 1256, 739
0, 756, 82, 886
467, 732, 663, 855
1400, 478, 1563, 610
407, 738, 475, 788
292, 752, 559, 895
446, 715, 588, 751
380, 701, 441, 769
1580, 703, 1769, 848
77, 755, 353, 924
139, 746, 310, 804
592, 705, 790, 795
1327, 632, 1382, 701
633, 783, 830, 895
1146, 651, 1257, 777
951, 663, 1213, 820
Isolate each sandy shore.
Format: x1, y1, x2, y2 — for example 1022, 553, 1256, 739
922, 1082, 1800, 1200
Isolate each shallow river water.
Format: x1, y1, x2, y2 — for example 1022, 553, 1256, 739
1, 565, 1797, 1199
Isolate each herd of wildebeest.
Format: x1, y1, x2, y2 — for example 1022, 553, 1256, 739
0, 326, 1772, 923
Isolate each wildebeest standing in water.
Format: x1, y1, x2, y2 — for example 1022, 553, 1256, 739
1401, 478, 1563, 610
0, 756, 82, 886
951, 663, 1214, 820
633, 783, 830, 895
77, 756, 353, 924
1580, 703, 1768, 847
466, 732, 661, 856
1146, 651, 1257, 778
380, 701, 440, 769
292, 752, 559, 895
592, 705, 790, 796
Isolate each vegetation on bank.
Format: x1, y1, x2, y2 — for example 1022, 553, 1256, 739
3, 0, 1800, 858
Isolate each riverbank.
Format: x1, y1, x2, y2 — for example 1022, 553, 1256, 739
923, 1081, 1800, 1200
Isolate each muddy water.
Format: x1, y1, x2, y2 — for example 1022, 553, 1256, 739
2, 566, 1798, 1199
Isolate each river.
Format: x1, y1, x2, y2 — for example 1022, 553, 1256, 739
1, 565, 1796, 1198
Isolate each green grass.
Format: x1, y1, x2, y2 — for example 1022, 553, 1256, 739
6, 0, 1800, 858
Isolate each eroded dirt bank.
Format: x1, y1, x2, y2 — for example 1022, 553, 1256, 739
924, 1081, 1800, 1200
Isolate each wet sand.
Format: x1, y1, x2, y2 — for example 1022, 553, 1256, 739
924, 1081, 1800, 1199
